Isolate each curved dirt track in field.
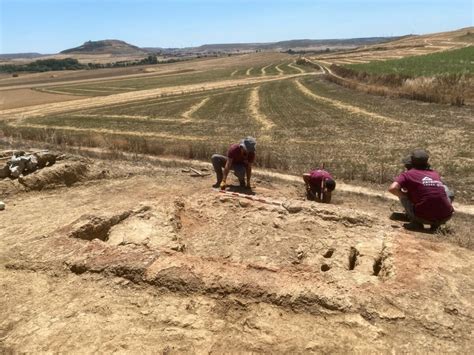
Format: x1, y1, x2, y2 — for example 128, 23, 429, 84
230, 70, 238, 77
248, 87, 274, 130
288, 62, 305, 74
261, 63, 273, 75
246, 67, 254, 76
294, 80, 406, 125
275, 64, 285, 75
0, 72, 319, 121
182, 97, 210, 120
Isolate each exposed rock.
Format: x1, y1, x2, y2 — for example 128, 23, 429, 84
239, 199, 251, 208
283, 201, 303, 213
219, 196, 232, 203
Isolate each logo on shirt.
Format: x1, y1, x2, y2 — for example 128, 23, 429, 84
422, 176, 443, 187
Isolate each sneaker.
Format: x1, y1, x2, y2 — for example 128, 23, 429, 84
390, 212, 410, 222
403, 221, 424, 231
430, 224, 441, 233
212, 181, 222, 188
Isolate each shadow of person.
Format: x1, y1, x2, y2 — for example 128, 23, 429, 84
226, 185, 256, 195
389, 212, 410, 222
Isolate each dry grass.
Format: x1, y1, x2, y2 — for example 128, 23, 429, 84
1, 49, 472, 204
326, 64, 472, 105
2, 73, 472, 202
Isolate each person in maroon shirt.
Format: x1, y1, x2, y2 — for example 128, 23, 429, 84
303, 169, 336, 203
389, 149, 454, 231
211, 137, 256, 189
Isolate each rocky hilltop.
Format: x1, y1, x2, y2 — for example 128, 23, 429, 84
60, 39, 147, 55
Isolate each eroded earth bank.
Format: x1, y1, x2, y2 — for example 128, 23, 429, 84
1, 152, 473, 353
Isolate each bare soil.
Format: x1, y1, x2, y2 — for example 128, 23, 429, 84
0, 89, 79, 110
1, 153, 472, 352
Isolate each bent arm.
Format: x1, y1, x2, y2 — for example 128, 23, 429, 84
223, 158, 232, 182
246, 163, 252, 184
388, 182, 406, 198
302, 173, 311, 185
322, 190, 332, 203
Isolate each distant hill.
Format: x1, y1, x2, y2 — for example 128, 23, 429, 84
0, 53, 44, 60
202, 37, 405, 52
61, 40, 147, 55
144, 36, 405, 54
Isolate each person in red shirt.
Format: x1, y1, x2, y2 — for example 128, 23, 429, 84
303, 169, 336, 203
388, 149, 454, 231
211, 137, 256, 189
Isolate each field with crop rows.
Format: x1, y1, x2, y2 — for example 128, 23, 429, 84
5, 56, 473, 201
36, 60, 314, 97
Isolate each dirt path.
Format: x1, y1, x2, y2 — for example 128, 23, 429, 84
248, 86, 274, 130
246, 67, 254, 76
182, 97, 210, 120
294, 79, 408, 125
261, 63, 273, 75
288, 62, 305, 74
52, 87, 115, 94
230, 69, 238, 77
276, 64, 285, 75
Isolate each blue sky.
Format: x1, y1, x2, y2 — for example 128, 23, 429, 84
0, 0, 472, 53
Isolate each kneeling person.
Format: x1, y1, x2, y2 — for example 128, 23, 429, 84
388, 149, 453, 230
211, 137, 256, 189
303, 169, 336, 203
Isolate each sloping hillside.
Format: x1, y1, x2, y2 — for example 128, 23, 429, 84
312, 27, 474, 65
61, 40, 147, 56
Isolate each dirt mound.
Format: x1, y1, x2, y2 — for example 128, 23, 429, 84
18, 160, 88, 190
0, 153, 110, 197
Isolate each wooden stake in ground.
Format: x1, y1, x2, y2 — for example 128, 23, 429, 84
320, 163, 325, 202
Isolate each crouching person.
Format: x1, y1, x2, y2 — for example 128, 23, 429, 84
388, 149, 454, 231
303, 168, 336, 203
211, 137, 256, 190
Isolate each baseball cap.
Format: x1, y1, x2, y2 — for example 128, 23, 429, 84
240, 137, 257, 153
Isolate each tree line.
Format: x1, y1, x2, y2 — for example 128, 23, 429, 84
0, 55, 185, 74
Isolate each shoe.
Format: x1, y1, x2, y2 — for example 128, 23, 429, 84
403, 221, 424, 231
239, 181, 246, 188
212, 181, 222, 188
390, 212, 410, 222
430, 224, 441, 233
